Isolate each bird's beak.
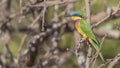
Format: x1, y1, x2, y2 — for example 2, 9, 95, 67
65, 14, 73, 21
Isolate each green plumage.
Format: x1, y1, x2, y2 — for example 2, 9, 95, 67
71, 12, 105, 62
79, 18, 105, 62
80, 19, 99, 45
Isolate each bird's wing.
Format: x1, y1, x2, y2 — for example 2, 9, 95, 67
79, 19, 99, 46
79, 19, 104, 62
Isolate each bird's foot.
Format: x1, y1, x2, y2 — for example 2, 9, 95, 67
80, 38, 86, 43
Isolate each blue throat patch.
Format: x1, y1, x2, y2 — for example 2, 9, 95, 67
73, 19, 79, 24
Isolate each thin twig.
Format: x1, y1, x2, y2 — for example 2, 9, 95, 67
92, 15, 110, 28
85, 43, 92, 68
17, 12, 42, 62
30, 0, 78, 8
85, 0, 92, 68
85, 0, 91, 23
108, 54, 120, 68
42, 0, 46, 31
97, 53, 120, 68
92, 1, 120, 28
17, 34, 27, 63
91, 34, 107, 68
29, 13, 42, 27
20, 0, 22, 10
97, 61, 110, 68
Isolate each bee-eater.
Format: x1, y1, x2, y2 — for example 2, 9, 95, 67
70, 12, 105, 62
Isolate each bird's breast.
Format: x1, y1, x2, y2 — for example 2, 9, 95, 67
75, 21, 87, 38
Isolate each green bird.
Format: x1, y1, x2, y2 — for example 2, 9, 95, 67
70, 12, 105, 62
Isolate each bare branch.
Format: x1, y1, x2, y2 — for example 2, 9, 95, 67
30, 0, 78, 8
91, 34, 107, 68
84, 0, 92, 68
108, 54, 120, 68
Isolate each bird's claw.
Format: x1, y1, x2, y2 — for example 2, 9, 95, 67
80, 38, 86, 43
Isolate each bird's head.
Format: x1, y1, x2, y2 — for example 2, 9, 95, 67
70, 12, 82, 22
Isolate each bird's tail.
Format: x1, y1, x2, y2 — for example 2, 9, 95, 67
88, 38, 105, 63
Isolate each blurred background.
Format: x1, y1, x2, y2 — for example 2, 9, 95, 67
0, 0, 120, 68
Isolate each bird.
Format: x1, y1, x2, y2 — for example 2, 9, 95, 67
70, 12, 105, 63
